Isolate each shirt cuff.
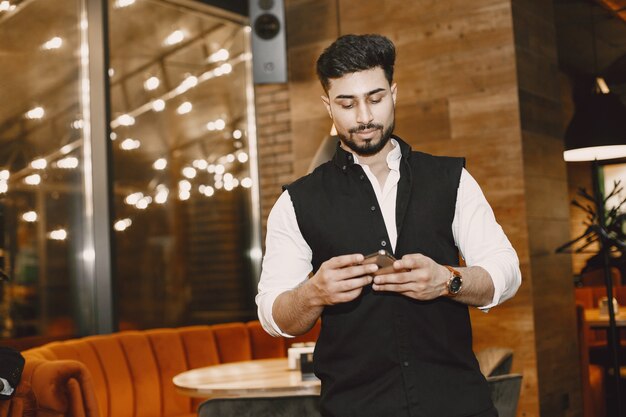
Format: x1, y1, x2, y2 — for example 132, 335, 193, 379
256, 289, 296, 338
0, 377, 14, 396
473, 261, 504, 312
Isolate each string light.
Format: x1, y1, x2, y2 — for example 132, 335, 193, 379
115, 114, 135, 126
125, 192, 143, 206
22, 211, 37, 222
30, 158, 47, 170
144, 76, 160, 91
71, 119, 84, 129
110, 132, 117, 140
164, 30, 185, 46
0, 1, 10, 12
25, 106, 45, 120
24, 174, 41, 185
120, 138, 141, 150
114, 218, 132, 231
41, 37, 63, 50
153, 158, 167, 170
56, 156, 79, 169
0, 182, 7, 194
241, 177, 252, 188
207, 48, 229, 63
152, 99, 165, 112
237, 152, 249, 163
135, 196, 151, 209
233, 129, 242, 139
214, 164, 225, 175
192, 159, 208, 170
182, 167, 197, 179
178, 180, 191, 191
108, 68, 115, 77
113, 0, 135, 8
0, 169, 10, 180
48, 229, 67, 241
155, 185, 169, 204
214, 119, 226, 130
226, 154, 235, 163
207, 164, 215, 173
175, 75, 198, 94
176, 101, 192, 115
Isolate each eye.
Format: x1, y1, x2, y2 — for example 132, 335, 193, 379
340, 103, 354, 109
370, 97, 382, 104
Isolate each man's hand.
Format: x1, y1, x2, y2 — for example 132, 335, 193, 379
371, 254, 448, 300
371, 253, 495, 307
307, 254, 378, 306
272, 253, 377, 336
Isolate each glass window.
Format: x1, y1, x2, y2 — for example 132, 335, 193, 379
108, 0, 259, 329
0, 0, 87, 338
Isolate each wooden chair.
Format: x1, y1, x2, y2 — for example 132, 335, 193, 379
576, 303, 606, 417
486, 373, 522, 417
198, 395, 321, 417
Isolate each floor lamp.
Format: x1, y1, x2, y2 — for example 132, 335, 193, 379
564, 85, 626, 416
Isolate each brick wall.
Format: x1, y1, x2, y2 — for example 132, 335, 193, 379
254, 83, 294, 241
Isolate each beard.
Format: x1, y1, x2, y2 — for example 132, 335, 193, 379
338, 120, 395, 157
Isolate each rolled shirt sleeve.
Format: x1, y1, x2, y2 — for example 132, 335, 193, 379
256, 191, 313, 337
453, 169, 522, 310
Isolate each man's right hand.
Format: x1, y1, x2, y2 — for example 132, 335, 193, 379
306, 253, 378, 306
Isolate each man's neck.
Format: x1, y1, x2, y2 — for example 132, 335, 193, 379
348, 140, 395, 187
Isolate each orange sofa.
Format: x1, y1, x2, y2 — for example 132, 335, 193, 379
0, 320, 320, 417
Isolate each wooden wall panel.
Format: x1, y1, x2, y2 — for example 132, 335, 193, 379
512, 0, 582, 416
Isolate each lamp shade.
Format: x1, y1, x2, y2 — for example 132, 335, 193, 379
564, 92, 626, 161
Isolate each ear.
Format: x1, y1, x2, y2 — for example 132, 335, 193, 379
320, 95, 332, 118
391, 83, 398, 105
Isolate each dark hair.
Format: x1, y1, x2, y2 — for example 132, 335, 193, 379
316, 34, 396, 92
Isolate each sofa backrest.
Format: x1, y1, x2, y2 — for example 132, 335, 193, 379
14, 320, 320, 417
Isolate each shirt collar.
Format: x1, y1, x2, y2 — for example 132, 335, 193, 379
332, 136, 407, 171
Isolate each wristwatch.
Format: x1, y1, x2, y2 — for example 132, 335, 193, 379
444, 265, 463, 296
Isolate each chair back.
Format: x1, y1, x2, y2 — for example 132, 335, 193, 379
198, 395, 321, 417
486, 373, 522, 417
475, 347, 514, 377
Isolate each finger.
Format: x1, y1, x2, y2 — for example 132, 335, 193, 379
334, 263, 378, 280
324, 253, 365, 269
337, 275, 373, 292
395, 254, 428, 270
373, 271, 412, 285
372, 282, 409, 293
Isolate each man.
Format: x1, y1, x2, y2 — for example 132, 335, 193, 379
257, 34, 521, 417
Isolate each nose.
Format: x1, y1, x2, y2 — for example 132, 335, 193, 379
355, 102, 373, 125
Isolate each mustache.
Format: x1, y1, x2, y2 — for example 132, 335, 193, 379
348, 123, 384, 134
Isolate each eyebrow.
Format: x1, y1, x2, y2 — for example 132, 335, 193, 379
334, 88, 387, 100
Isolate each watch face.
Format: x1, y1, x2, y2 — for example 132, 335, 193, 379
449, 276, 462, 294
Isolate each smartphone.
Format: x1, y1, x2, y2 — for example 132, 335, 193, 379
362, 249, 396, 276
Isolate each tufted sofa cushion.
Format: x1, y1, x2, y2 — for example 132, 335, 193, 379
2, 320, 320, 417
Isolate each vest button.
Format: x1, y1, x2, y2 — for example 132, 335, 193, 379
381, 240, 387, 247
403, 361, 409, 367
359, 175, 365, 180
342, 165, 347, 171
370, 206, 376, 211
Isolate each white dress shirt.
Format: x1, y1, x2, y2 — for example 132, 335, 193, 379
257, 140, 521, 337
0, 377, 14, 396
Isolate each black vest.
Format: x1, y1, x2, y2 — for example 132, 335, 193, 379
286, 137, 493, 417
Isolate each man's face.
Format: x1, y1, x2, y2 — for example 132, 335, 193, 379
322, 67, 397, 157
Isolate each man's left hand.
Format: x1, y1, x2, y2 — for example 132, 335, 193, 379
371, 253, 449, 300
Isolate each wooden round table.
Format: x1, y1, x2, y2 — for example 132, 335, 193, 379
173, 358, 321, 399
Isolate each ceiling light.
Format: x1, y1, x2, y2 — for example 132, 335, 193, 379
176, 101, 192, 115
25, 106, 44, 120
22, 211, 37, 222
153, 158, 167, 170
152, 99, 166, 112
144, 76, 160, 91
42, 37, 63, 50
164, 30, 185, 46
